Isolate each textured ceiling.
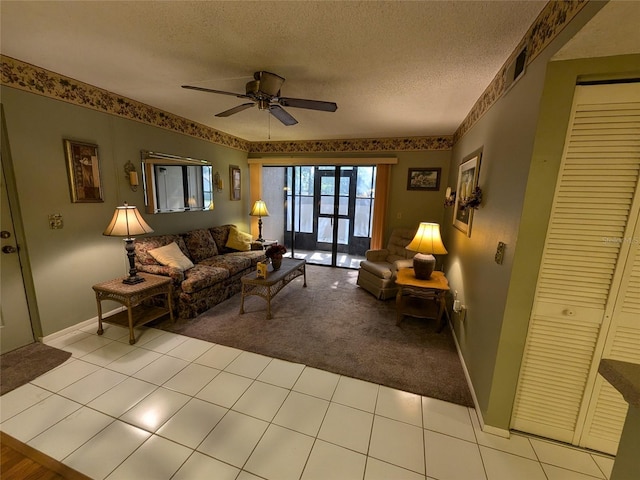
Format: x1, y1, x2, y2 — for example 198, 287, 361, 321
1, 1, 636, 143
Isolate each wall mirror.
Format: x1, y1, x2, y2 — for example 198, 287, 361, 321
141, 150, 214, 214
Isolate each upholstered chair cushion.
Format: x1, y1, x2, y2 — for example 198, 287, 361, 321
184, 229, 219, 262
210, 224, 235, 254
356, 227, 417, 300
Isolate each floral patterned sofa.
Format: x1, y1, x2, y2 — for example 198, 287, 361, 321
134, 224, 266, 319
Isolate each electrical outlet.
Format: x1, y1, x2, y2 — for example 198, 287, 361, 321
49, 214, 63, 229
495, 241, 506, 264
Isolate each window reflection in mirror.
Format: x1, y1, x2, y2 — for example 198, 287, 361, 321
141, 151, 214, 214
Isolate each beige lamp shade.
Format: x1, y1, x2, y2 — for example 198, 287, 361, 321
406, 222, 447, 254
103, 203, 153, 237
250, 200, 270, 217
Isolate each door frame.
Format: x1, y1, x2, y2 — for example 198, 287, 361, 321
1, 105, 42, 346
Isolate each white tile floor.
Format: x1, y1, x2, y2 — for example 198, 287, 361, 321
1, 323, 615, 480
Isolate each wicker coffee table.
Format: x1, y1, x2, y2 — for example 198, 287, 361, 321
239, 258, 306, 319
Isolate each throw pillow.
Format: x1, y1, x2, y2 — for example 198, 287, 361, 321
225, 226, 253, 251
148, 242, 194, 271
184, 229, 218, 262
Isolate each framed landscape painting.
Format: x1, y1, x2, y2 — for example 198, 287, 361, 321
64, 139, 104, 203
453, 150, 482, 236
407, 167, 441, 191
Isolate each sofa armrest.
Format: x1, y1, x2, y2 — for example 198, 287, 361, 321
250, 241, 264, 251
365, 249, 389, 262
136, 264, 185, 284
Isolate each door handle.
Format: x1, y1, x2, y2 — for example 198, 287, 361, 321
2, 245, 17, 254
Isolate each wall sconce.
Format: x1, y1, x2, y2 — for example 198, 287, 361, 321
124, 160, 139, 192
444, 187, 456, 207
213, 171, 223, 192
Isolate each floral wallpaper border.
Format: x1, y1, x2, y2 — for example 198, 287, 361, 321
1, 0, 587, 154
454, 0, 587, 143
250, 136, 453, 154
1, 55, 252, 152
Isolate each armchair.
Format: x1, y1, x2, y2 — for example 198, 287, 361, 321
357, 227, 417, 300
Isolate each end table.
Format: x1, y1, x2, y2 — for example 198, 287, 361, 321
92, 273, 174, 344
395, 268, 451, 331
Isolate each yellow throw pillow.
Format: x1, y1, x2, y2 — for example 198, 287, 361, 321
226, 226, 253, 251
148, 242, 194, 271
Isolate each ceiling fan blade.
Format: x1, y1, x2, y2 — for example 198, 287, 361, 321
269, 104, 298, 126
215, 103, 255, 117
278, 97, 338, 112
182, 85, 249, 99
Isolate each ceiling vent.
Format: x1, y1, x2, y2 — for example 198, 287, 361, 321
504, 47, 527, 94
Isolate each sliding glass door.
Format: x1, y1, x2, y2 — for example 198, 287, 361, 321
264, 164, 375, 268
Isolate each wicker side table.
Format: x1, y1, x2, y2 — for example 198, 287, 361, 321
92, 273, 174, 344
395, 268, 450, 331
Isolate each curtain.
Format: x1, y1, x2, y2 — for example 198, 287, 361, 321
370, 164, 390, 249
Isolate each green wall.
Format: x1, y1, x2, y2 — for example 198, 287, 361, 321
1, 87, 250, 336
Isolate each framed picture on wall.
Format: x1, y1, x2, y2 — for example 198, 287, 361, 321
453, 149, 482, 236
63, 139, 104, 203
230, 165, 241, 201
407, 167, 441, 191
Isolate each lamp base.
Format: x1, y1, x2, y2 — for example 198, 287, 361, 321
123, 275, 145, 285
123, 238, 145, 285
413, 253, 436, 279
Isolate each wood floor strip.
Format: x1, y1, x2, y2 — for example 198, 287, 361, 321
0, 432, 90, 480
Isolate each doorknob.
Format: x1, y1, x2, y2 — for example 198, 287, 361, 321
2, 245, 17, 254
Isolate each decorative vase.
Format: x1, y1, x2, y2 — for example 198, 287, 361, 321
271, 255, 282, 270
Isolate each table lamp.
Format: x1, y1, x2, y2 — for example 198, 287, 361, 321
405, 222, 448, 279
250, 199, 270, 242
103, 202, 154, 284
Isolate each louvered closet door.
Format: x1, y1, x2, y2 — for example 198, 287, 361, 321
511, 83, 640, 454
580, 212, 640, 453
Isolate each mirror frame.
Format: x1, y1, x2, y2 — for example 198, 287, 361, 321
141, 150, 214, 214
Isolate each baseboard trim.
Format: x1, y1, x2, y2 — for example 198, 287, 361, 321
41, 306, 126, 344
446, 321, 511, 439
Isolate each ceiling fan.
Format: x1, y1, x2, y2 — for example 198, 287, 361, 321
182, 71, 337, 126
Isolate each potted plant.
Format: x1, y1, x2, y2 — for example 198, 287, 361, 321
265, 244, 287, 270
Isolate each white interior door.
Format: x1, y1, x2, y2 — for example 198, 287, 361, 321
0, 157, 35, 353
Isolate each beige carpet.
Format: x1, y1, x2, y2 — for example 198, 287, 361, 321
1, 343, 71, 396
152, 265, 474, 407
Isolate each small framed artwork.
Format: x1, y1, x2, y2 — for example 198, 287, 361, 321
229, 165, 241, 201
407, 167, 441, 191
453, 149, 482, 237
63, 139, 104, 203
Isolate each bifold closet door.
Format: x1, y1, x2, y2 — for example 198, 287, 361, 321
579, 212, 640, 453
511, 83, 640, 455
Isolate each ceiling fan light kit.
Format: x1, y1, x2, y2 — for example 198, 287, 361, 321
182, 71, 337, 126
